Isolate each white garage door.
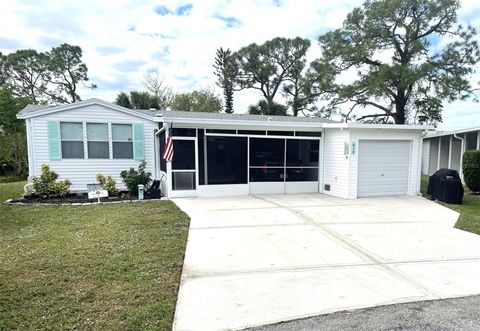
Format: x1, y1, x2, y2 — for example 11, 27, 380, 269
357, 140, 411, 197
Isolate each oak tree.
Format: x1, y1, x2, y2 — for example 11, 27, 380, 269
314, 0, 480, 124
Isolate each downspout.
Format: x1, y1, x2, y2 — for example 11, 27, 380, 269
453, 133, 464, 182
153, 125, 166, 180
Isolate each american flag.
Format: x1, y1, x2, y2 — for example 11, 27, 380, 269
162, 128, 174, 162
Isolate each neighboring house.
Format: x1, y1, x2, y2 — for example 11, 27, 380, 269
422, 126, 480, 178
17, 98, 428, 199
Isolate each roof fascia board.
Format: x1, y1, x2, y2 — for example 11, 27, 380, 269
17, 98, 153, 121
323, 122, 431, 130
425, 126, 480, 139
155, 116, 326, 128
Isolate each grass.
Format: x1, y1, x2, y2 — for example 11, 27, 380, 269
0, 175, 25, 184
0, 180, 190, 330
421, 175, 480, 235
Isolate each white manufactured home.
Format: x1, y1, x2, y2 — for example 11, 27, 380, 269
17, 99, 428, 199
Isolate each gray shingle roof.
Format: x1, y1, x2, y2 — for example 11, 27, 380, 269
20, 104, 55, 115
18, 99, 337, 124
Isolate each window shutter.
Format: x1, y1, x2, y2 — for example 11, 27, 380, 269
47, 120, 62, 160
132, 123, 145, 161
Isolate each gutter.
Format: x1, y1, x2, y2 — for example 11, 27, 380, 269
154, 116, 328, 129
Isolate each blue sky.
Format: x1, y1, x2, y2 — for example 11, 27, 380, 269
1, 0, 480, 129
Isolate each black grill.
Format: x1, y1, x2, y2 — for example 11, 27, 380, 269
427, 169, 464, 204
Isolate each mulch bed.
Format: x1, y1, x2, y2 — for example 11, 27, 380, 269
11, 196, 124, 204
7, 192, 161, 205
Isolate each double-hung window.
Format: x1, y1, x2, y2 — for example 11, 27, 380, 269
87, 123, 109, 159
112, 124, 133, 159
60, 122, 84, 159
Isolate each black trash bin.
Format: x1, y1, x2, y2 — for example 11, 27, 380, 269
427, 169, 464, 204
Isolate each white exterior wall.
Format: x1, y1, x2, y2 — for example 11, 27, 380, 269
349, 129, 423, 198
30, 104, 158, 191
323, 128, 350, 198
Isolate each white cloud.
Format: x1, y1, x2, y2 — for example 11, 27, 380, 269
0, 0, 479, 129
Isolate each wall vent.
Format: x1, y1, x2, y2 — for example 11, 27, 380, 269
324, 184, 331, 191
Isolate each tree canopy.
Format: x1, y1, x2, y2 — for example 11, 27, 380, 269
0, 44, 95, 105
313, 0, 480, 124
214, 37, 313, 116
169, 88, 222, 113
0, 87, 29, 177
248, 99, 287, 115
115, 87, 222, 113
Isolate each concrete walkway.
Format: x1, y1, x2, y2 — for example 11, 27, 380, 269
172, 195, 480, 331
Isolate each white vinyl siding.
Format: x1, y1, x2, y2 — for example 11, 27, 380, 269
30, 104, 156, 191
323, 129, 350, 198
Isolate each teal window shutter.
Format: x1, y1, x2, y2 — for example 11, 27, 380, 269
47, 120, 62, 160
132, 123, 145, 160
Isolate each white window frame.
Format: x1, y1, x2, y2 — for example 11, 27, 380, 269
86, 122, 110, 159
60, 121, 85, 159
57, 122, 136, 160
112, 123, 134, 159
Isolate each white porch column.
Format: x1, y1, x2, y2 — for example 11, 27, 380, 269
477, 131, 480, 150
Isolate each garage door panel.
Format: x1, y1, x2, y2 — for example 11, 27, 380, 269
382, 157, 409, 166
358, 140, 410, 197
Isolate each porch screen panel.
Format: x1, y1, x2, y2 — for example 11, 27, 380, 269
171, 139, 196, 191
286, 139, 319, 182
249, 138, 285, 182
172, 140, 195, 170
466, 132, 478, 150
206, 136, 247, 185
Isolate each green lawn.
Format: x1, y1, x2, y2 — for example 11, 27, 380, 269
0, 181, 190, 330
421, 175, 480, 235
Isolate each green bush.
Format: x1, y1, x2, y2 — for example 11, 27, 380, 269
32, 164, 71, 199
120, 161, 152, 195
96, 173, 119, 196
463, 150, 480, 193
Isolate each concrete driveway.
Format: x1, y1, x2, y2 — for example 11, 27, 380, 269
172, 194, 480, 331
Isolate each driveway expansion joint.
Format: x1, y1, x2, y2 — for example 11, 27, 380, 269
253, 195, 443, 299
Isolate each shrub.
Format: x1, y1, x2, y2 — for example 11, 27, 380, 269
463, 150, 480, 193
32, 164, 71, 199
96, 173, 119, 196
120, 161, 152, 195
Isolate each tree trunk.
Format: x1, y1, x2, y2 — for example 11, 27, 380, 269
395, 90, 407, 124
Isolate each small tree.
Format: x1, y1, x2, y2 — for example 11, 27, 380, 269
96, 173, 118, 196
120, 161, 152, 195
213, 48, 237, 113
32, 164, 71, 199
463, 150, 480, 193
